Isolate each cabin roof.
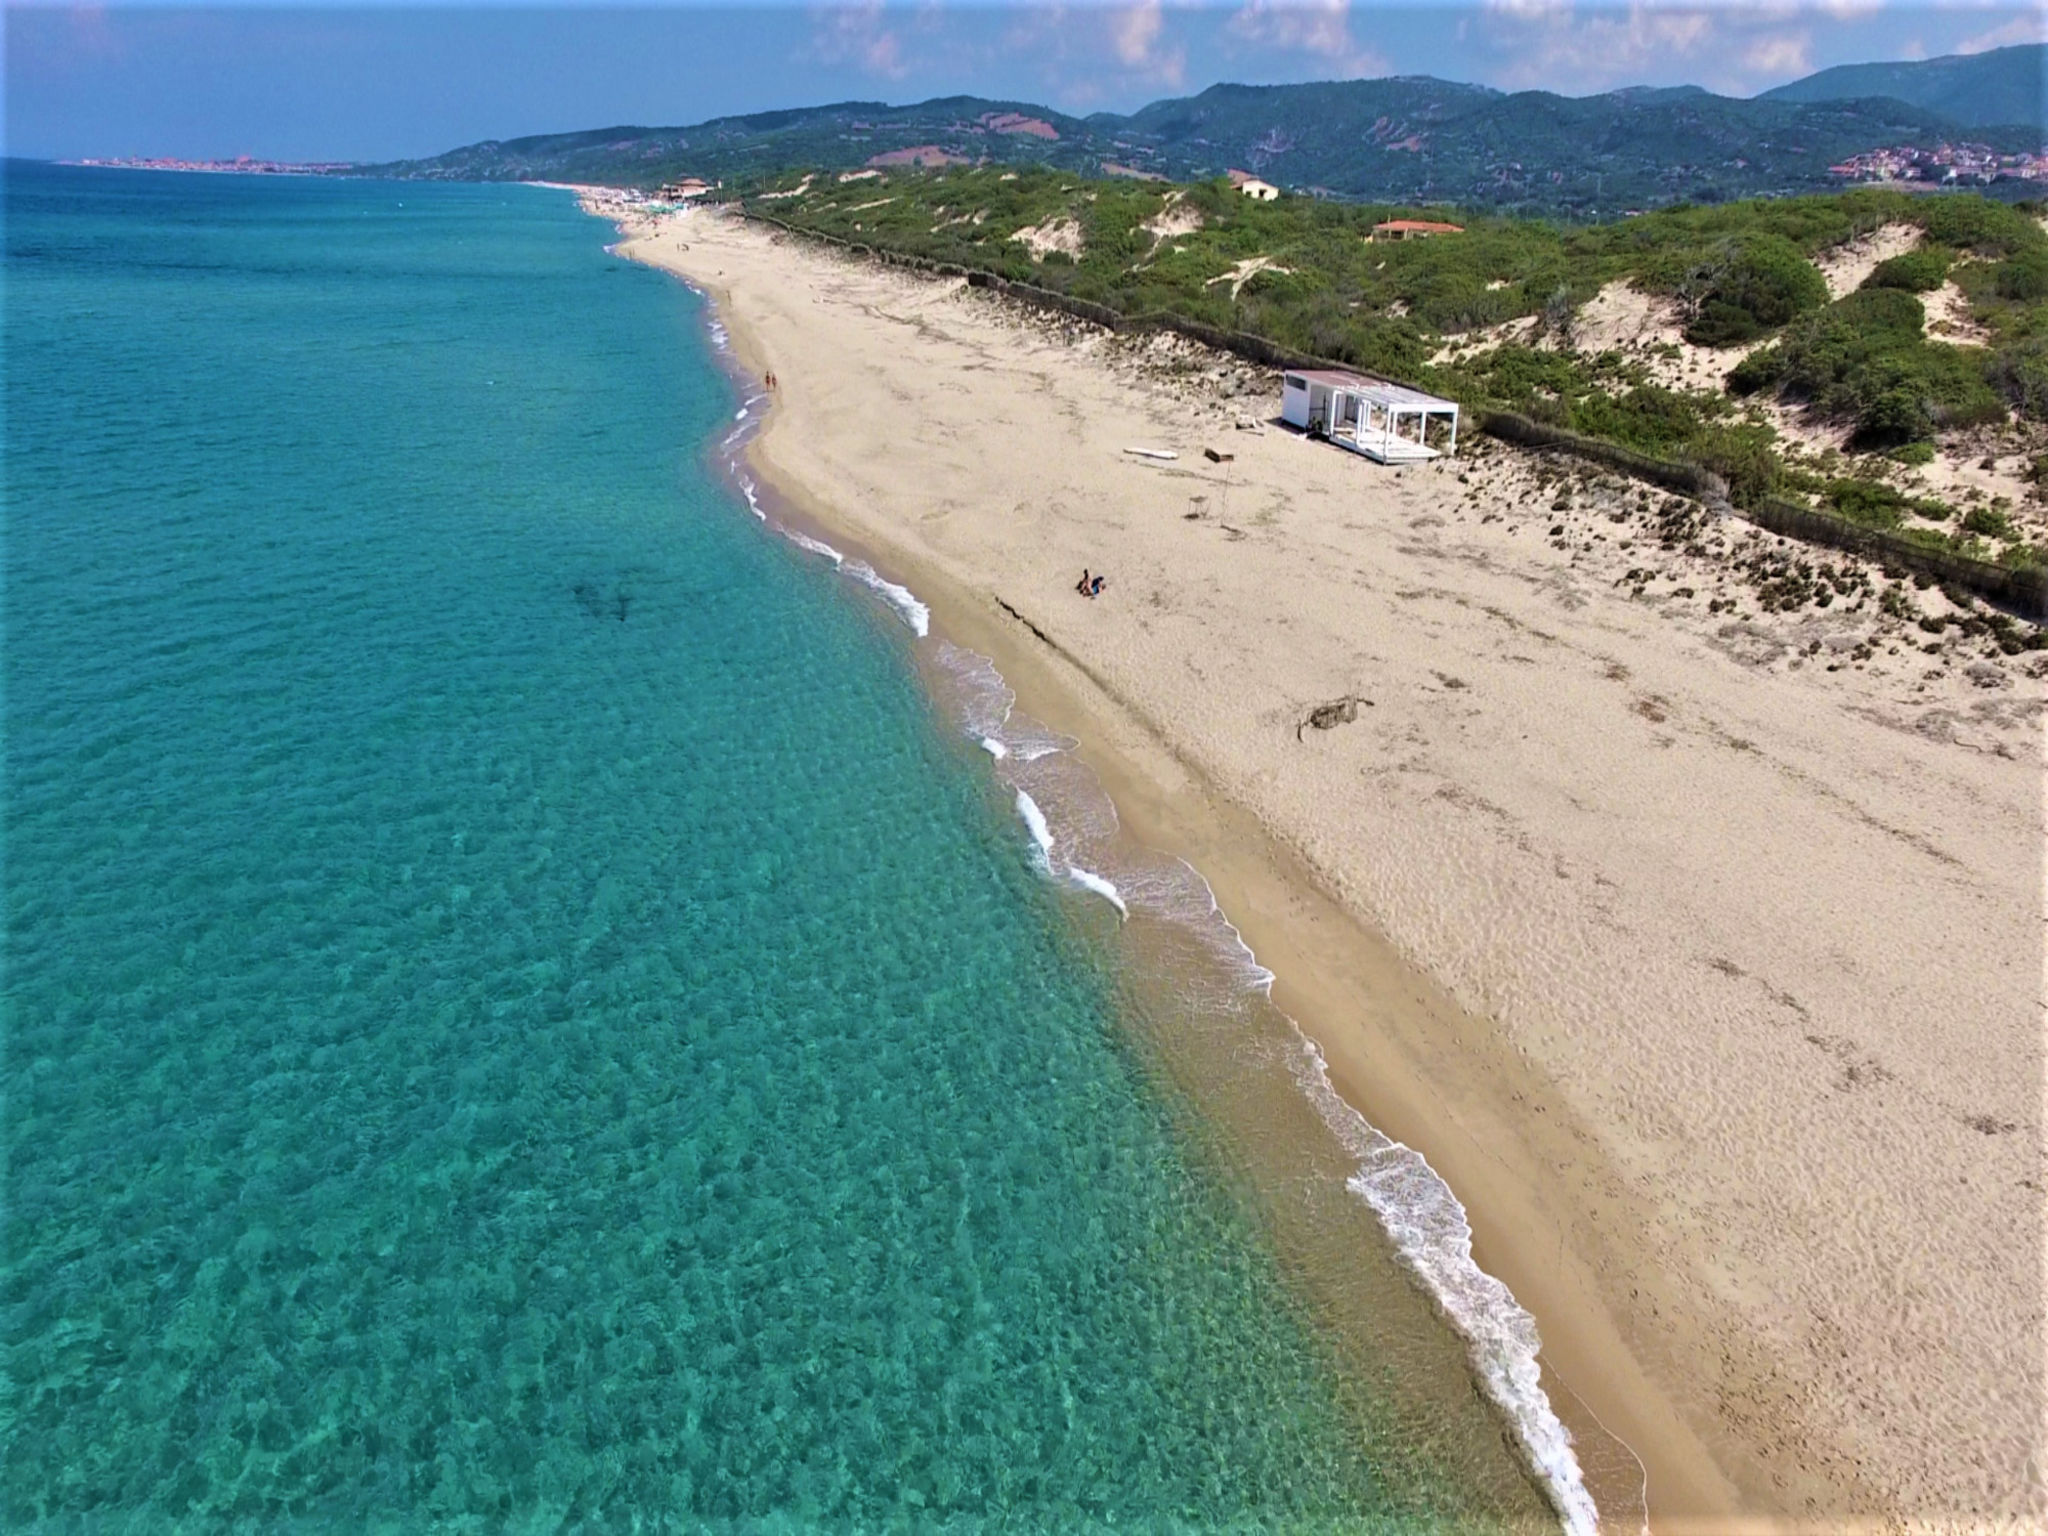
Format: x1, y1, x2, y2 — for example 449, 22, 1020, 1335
1285, 369, 1457, 410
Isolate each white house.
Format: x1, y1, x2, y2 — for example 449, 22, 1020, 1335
1280, 369, 1459, 463
1226, 169, 1280, 201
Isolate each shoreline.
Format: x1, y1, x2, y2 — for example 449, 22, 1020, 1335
616, 200, 1726, 1531
677, 243, 1614, 1530
679, 270, 1622, 1531
588, 193, 2042, 1532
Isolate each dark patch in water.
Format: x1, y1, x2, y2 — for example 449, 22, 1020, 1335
571, 579, 633, 622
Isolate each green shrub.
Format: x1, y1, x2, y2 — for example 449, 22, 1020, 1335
1890, 441, 1936, 465
1864, 245, 1952, 294
1995, 251, 2048, 303
1963, 506, 2017, 540
1824, 478, 1957, 528
1682, 234, 1828, 346
1764, 288, 2005, 444
1981, 329, 2048, 421
1687, 301, 1764, 347
1825, 478, 1909, 529
1725, 344, 1783, 396
1859, 387, 1935, 446
1918, 197, 2045, 257
1691, 423, 1782, 506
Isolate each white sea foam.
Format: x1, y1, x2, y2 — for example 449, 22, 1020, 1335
942, 634, 1606, 1536
1066, 867, 1128, 918
1014, 790, 1055, 870
846, 561, 930, 636
735, 406, 748, 421
678, 271, 1605, 1527
1286, 1035, 1599, 1536
783, 530, 845, 566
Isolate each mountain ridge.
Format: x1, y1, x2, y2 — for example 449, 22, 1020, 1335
363, 49, 2046, 216
1759, 42, 2044, 130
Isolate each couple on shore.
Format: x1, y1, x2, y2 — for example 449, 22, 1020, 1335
1075, 569, 1107, 599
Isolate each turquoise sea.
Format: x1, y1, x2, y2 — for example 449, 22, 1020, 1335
4, 164, 1578, 1530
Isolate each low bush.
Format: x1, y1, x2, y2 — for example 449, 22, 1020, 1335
1918, 197, 2046, 257
1681, 233, 1829, 347
1995, 251, 2048, 303
1760, 288, 2005, 445
1864, 244, 1952, 294
1962, 506, 2017, 540
1985, 339, 2048, 417
1824, 478, 1955, 529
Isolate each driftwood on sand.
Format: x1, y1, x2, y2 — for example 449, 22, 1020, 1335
1296, 694, 1371, 741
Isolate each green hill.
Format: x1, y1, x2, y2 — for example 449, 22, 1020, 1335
362, 75, 2043, 217
1760, 43, 2045, 132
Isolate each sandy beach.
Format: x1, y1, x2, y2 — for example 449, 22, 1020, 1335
605, 197, 2042, 1532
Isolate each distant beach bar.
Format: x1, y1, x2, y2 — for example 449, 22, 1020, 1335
1281, 369, 1460, 463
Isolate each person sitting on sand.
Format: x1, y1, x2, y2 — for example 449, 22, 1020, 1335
1076, 569, 1093, 597
1090, 575, 1106, 597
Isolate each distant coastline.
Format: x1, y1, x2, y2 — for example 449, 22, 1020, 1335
59, 156, 357, 176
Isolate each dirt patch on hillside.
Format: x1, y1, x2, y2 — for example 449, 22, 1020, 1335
1923, 281, 1991, 347
1010, 216, 1086, 262
1206, 255, 1293, 300
1143, 191, 1205, 243
1815, 223, 1920, 299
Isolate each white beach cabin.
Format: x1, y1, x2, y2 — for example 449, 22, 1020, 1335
1280, 369, 1459, 463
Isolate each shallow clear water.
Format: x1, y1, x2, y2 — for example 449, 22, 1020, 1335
4, 165, 1552, 1530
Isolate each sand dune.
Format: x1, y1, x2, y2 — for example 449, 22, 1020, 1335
612, 202, 2043, 1533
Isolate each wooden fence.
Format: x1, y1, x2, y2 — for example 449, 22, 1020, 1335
1479, 412, 2047, 618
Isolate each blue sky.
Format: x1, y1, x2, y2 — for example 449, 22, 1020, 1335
7, 2, 2043, 162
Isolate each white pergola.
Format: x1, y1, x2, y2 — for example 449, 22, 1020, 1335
1282, 370, 1459, 463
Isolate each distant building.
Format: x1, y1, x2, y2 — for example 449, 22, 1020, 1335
1371, 219, 1464, 240
1226, 169, 1280, 201
659, 178, 713, 200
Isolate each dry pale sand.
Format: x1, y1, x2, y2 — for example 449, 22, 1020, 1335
1435, 281, 1761, 394
1815, 223, 1923, 301
608, 202, 2043, 1533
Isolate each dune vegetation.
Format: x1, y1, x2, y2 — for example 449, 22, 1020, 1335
738, 168, 2048, 571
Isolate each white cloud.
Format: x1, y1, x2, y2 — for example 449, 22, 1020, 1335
1484, 0, 1572, 19
812, 0, 911, 79
1743, 29, 1812, 76
1477, 3, 1715, 91
1957, 12, 2048, 51
1107, 1, 1187, 86
1228, 0, 1390, 77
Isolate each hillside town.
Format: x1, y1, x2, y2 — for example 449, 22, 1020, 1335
1828, 140, 2048, 184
